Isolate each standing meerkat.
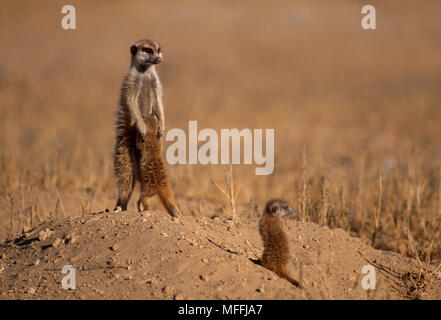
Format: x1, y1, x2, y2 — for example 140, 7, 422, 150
114, 39, 175, 214
259, 199, 300, 287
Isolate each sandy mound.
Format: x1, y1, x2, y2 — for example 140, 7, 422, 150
0, 209, 440, 300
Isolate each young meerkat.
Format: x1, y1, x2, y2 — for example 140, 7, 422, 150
259, 199, 300, 287
133, 114, 181, 217
114, 39, 173, 214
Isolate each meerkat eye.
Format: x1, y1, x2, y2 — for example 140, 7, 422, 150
157, 47, 161, 53
282, 205, 288, 210
143, 48, 153, 54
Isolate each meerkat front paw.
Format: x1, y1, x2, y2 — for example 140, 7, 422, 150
157, 125, 164, 139
138, 121, 148, 140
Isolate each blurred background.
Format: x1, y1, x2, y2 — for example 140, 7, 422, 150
1, 0, 441, 259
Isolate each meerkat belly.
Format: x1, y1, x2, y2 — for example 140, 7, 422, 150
137, 79, 155, 120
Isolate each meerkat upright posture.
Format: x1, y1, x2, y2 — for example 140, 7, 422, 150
259, 199, 300, 287
114, 39, 178, 216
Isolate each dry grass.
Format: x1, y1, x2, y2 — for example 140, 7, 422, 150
211, 164, 242, 220
370, 229, 439, 300
1, 0, 441, 261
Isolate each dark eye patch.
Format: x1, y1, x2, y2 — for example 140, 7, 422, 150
157, 47, 161, 53
282, 205, 288, 210
142, 47, 153, 54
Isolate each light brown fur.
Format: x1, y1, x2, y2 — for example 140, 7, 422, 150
259, 199, 300, 287
114, 114, 180, 217
114, 39, 179, 217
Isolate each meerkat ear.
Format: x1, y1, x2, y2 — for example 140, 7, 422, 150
130, 45, 138, 56
270, 204, 278, 213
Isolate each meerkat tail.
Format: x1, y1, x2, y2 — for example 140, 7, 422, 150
278, 271, 301, 288
158, 190, 179, 217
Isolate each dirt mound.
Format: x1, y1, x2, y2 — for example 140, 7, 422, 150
0, 210, 440, 299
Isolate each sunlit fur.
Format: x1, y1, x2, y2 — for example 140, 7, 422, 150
259, 199, 300, 287
114, 39, 177, 216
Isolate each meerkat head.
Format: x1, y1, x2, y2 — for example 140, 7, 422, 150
264, 199, 294, 217
130, 39, 162, 72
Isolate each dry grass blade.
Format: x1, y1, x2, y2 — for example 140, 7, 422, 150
407, 228, 423, 276
375, 169, 382, 230
302, 146, 308, 222
211, 164, 242, 220
56, 188, 67, 218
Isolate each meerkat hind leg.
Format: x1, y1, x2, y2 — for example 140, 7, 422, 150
114, 175, 136, 211
137, 196, 149, 212
114, 142, 136, 212
115, 186, 133, 212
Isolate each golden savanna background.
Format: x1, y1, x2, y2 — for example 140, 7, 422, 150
1, 0, 441, 263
